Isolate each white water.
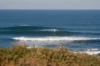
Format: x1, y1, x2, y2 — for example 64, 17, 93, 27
13, 36, 100, 41
75, 48, 100, 55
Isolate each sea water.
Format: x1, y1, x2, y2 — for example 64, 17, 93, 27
0, 10, 100, 54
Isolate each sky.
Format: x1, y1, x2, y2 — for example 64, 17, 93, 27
0, 0, 100, 10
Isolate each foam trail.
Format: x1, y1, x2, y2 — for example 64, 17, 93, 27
13, 36, 100, 41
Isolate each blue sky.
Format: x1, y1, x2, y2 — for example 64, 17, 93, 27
0, 0, 100, 9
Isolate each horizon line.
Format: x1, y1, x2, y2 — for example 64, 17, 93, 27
0, 9, 100, 10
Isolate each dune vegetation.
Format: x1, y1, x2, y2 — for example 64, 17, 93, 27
0, 45, 100, 66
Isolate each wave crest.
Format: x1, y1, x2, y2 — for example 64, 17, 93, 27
0, 25, 100, 35
13, 36, 100, 41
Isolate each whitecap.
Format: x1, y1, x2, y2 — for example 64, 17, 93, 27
13, 36, 100, 41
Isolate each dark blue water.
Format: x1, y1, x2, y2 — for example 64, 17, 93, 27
0, 10, 100, 52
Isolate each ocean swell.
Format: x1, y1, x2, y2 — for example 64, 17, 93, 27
0, 25, 100, 36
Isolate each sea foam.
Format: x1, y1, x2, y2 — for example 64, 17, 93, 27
13, 36, 100, 41
75, 48, 100, 55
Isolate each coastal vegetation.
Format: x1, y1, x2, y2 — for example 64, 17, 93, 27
0, 45, 100, 66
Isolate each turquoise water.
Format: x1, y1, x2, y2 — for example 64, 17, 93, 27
0, 10, 100, 52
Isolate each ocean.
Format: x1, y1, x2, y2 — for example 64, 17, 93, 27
0, 10, 100, 53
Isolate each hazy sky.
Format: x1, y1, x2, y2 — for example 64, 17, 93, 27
0, 0, 100, 9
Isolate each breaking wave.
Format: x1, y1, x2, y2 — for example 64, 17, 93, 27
0, 25, 100, 36
13, 36, 100, 41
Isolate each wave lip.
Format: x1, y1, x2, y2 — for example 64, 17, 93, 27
39, 29, 59, 32
13, 36, 100, 42
1, 25, 55, 30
